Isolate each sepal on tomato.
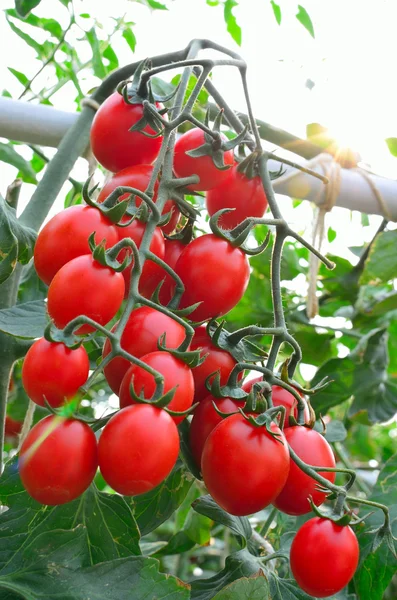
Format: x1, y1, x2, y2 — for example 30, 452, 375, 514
157, 332, 206, 368
203, 319, 268, 364
128, 374, 199, 417
88, 233, 134, 272
308, 497, 356, 527
204, 370, 247, 401
43, 322, 85, 350
238, 405, 286, 442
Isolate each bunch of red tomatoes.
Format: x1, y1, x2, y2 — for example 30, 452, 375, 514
17, 89, 358, 598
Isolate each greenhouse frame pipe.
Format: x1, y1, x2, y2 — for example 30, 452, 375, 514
1, 96, 396, 220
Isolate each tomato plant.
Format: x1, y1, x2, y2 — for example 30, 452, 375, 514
98, 404, 179, 495
174, 234, 250, 321
103, 306, 186, 394
90, 92, 163, 172
19, 415, 98, 505
243, 377, 310, 426
22, 338, 89, 407
290, 517, 359, 597
174, 128, 234, 191
119, 351, 194, 424
201, 413, 290, 515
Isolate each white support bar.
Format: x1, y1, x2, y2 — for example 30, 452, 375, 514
1, 97, 396, 220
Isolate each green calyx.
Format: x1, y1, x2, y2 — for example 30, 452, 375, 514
209, 208, 271, 255
157, 332, 206, 368
203, 319, 268, 364
88, 233, 134, 273
238, 405, 286, 441
308, 496, 354, 527
43, 322, 84, 350
128, 374, 198, 418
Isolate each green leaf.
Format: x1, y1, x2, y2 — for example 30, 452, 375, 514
0, 195, 37, 284
360, 230, 397, 285
6, 15, 43, 57
270, 1, 282, 25
328, 226, 337, 243
296, 5, 315, 38
135, 0, 168, 10
155, 511, 211, 556
314, 419, 347, 442
354, 453, 397, 599
7, 67, 29, 86
122, 27, 137, 52
15, 0, 42, 17
193, 495, 252, 548
133, 461, 193, 535
361, 212, 370, 227
212, 573, 270, 599
7, 9, 63, 39
0, 300, 47, 338
103, 44, 119, 72
0, 142, 37, 183
86, 28, 107, 79
191, 550, 262, 600
224, 0, 242, 46
17, 262, 48, 304
385, 137, 397, 157
267, 573, 315, 599
0, 460, 141, 566
311, 329, 397, 423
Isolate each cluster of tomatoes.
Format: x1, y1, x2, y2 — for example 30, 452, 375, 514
16, 88, 359, 598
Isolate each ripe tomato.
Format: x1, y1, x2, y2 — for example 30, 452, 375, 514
290, 517, 359, 597
119, 351, 194, 424
90, 92, 163, 172
103, 306, 187, 394
34, 205, 119, 286
97, 164, 180, 235
242, 378, 310, 426
206, 166, 268, 229
201, 413, 290, 515
174, 128, 234, 191
189, 394, 245, 467
22, 338, 89, 408
47, 255, 125, 334
174, 234, 250, 321
190, 325, 240, 402
98, 404, 179, 495
139, 238, 187, 305
273, 426, 336, 515
5, 416, 22, 440
116, 219, 165, 299
19, 415, 98, 505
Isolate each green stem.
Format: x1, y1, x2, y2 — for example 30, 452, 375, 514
259, 507, 278, 537
335, 442, 372, 495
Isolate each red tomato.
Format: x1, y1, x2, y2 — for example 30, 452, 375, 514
117, 219, 165, 299
98, 404, 179, 495
174, 128, 234, 191
5, 416, 22, 439
47, 255, 125, 334
174, 234, 250, 321
90, 93, 163, 172
34, 205, 119, 285
189, 394, 245, 467
206, 166, 268, 229
22, 338, 89, 408
19, 415, 98, 505
103, 306, 187, 394
290, 517, 359, 597
242, 378, 310, 427
201, 413, 290, 515
97, 164, 180, 235
119, 351, 194, 424
190, 325, 239, 402
138, 238, 187, 305
273, 426, 336, 515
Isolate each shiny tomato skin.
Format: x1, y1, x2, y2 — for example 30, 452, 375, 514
90, 93, 162, 172
243, 378, 310, 426
22, 338, 89, 408
103, 306, 187, 394
47, 255, 125, 334
274, 426, 336, 515
117, 219, 165, 299
206, 166, 268, 229
34, 205, 119, 285
97, 164, 180, 235
189, 394, 245, 468
19, 415, 98, 505
174, 128, 234, 191
119, 351, 194, 424
98, 404, 179, 495
201, 413, 290, 515
190, 326, 239, 402
290, 517, 359, 597
174, 234, 250, 321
